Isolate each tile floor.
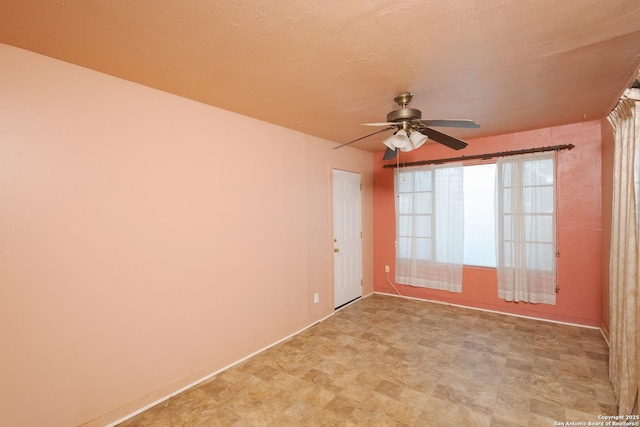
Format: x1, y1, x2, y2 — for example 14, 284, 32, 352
118, 294, 617, 426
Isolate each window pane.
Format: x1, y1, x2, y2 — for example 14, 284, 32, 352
397, 237, 411, 259
415, 237, 431, 259
503, 241, 513, 267
414, 215, 431, 238
525, 242, 555, 270
398, 215, 412, 236
523, 186, 554, 213
397, 172, 413, 193
414, 192, 432, 214
414, 171, 431, 191
503, 215, 512, 240
463, 164, 496, 267
397, 193, 413, 214
524, 159, 554, 184
502, 187, 512, 214
525, 215, 553, 242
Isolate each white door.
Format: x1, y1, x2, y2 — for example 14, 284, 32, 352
333, 169, 362, 309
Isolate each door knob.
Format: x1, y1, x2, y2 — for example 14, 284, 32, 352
334, 248, 340, 253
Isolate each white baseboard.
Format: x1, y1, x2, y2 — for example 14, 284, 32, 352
374, 291, 601, 330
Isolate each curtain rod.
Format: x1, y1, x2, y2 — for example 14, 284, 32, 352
382, 143, 575, 169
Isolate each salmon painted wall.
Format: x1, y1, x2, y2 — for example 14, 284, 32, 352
373, 121, 603, 327
0, 44, 374, 427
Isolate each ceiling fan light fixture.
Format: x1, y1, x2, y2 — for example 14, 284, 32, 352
383, 134, 397, 150
409, 130, 428, 149
391, 129, 410, 149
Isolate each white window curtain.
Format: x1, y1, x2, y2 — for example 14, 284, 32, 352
607, 87, 639, 415
395, 163, 464, 292
495, 152, 557, 304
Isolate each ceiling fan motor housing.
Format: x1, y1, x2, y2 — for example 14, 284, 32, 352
386, 107, 422, 123
387, 91, 422, 124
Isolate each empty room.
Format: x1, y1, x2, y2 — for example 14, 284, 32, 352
1, 1, 639, 426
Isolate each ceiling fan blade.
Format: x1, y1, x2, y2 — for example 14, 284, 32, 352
383, 147, 398, 160
362, 122, 397, 126
420, 127, 468, 150
333, 126, 394, 150
418, 119, 480, 129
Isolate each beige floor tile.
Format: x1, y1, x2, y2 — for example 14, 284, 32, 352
118, 295, 617, 426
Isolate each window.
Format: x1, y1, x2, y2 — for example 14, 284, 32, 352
396, 168, 434, 261
397, 163, 496, 267
396, 165, 464, 264
393, 153, 557, 303
495, 152, 557, 304
463, 164, 496, 267
495, 154, 556, 272
395, 164, 464, 292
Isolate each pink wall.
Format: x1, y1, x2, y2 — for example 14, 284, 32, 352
0, 44, 374, 427
373, 121, 603, 327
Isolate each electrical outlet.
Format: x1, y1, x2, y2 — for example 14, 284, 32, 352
385, 265, 390, 273
313, 293, 319, 304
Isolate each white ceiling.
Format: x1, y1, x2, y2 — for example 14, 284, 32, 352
1, 0, 639, 151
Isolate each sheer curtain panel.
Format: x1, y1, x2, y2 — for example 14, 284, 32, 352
495, 152, 557, 304
395, 164, 464, 292
607, 87, 639, 414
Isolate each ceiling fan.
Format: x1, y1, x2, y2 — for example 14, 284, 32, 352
333, 92, 480, 160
